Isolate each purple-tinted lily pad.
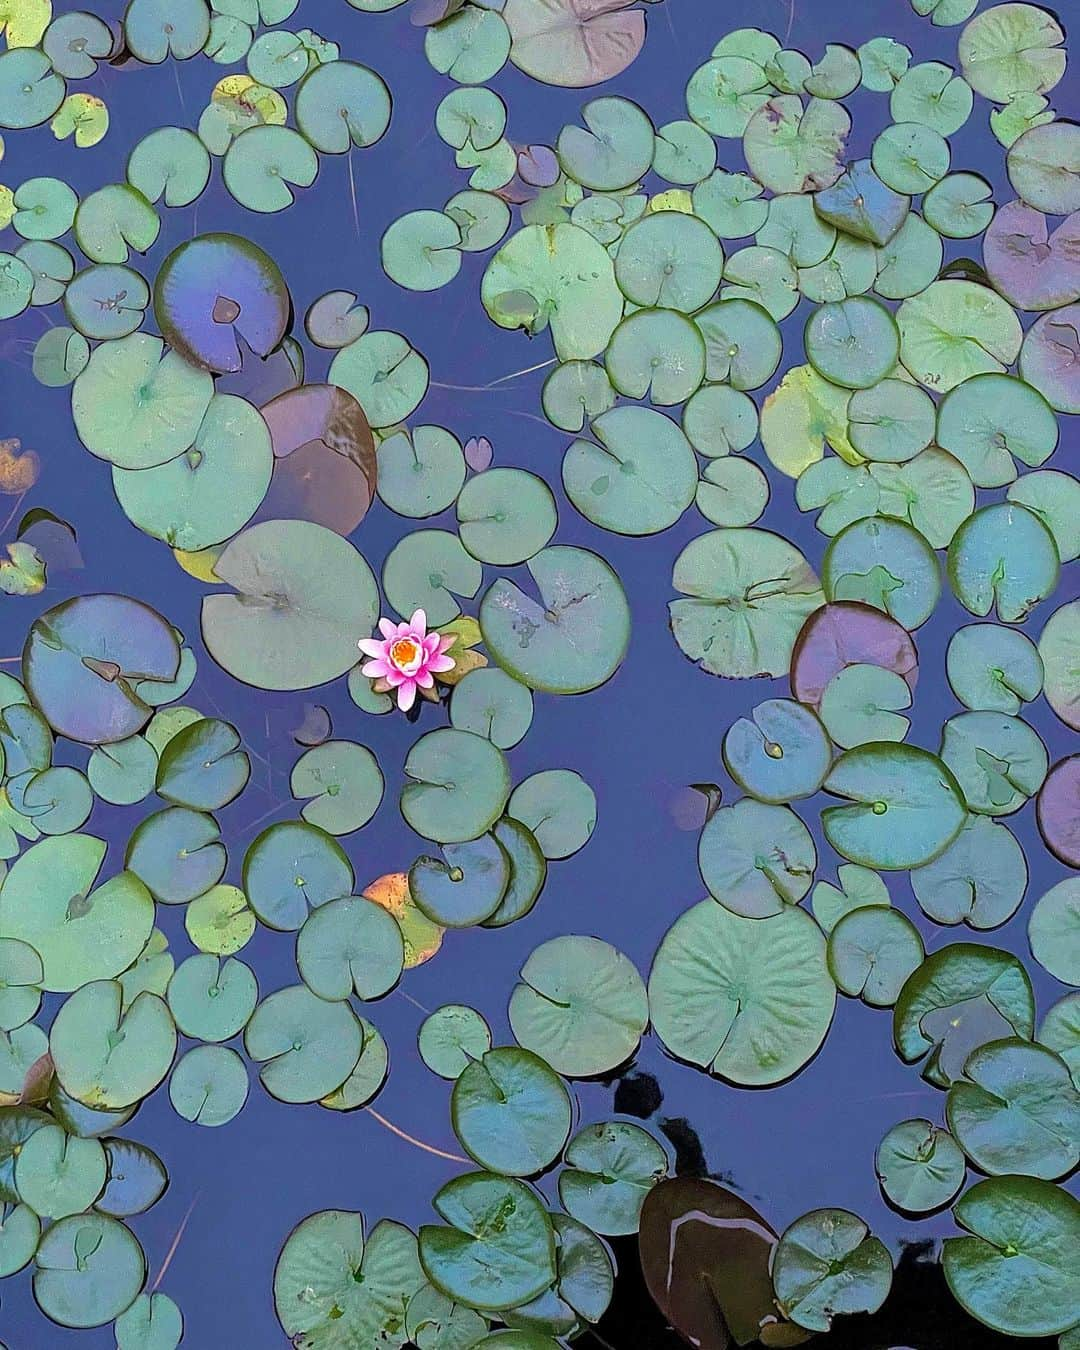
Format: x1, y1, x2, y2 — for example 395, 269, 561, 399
215, 337, 303, 407
22, 594, 180, 744
984, 200, 1080, 311
253, 384, 377, 537
292, 703, 333, 747
464, 436, 493, 472
639, 1177, 809, 1349
1020, 303, 1080, 414
504, 0, 646, 89
791, 601, 919, 707
154, 233, 291, 374
1037, 755, 1080, 869
518, 145, 560, 187
411, 0, 465, 24
16, 509, 83, 574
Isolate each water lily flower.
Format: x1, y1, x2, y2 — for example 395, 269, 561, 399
358, 609, 456, 712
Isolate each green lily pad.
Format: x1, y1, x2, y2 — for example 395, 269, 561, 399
772, 1209, 892, 1332
558, 1121, 667, 1236
875, 1119, 966, 1213
943, 1176, 1080, 1337
451, 1047, 571, 1177
509, 935, 647, 1078
649, 899, 835, 1086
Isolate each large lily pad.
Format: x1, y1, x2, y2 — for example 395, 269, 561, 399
202, 520, 378, 690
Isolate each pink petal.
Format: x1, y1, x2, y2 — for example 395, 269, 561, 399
410, 608, 427, 634
361, 658, 393, 678
429, 654, 456, 673
415, 669, 435, 689
421, 633, 441, 657
397, 679, 417, 711
378, 617, 397, 639
383, 667, 406, 687
437, 634, 457, 654
358, 638, 387, 658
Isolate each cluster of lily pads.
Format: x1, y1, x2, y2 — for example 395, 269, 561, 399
1, 0, 1080, 1347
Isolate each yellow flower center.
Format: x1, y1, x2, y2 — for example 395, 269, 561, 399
390, 637, 420, 670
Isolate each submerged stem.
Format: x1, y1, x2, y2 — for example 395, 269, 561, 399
431, 357, 557, 392
365, 1108, 468, 1163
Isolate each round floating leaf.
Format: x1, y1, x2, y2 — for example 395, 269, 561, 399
509, 936, 647, 1078
983, 200, 1080, 312
1040, 995, 1080, 1089
457, 468, 557, 565
614, 212, 722, 313
791, 601, 919, 707
671, 529, 823, 680
96, 1138, 167, 1218
875, 1119, 965, 1214
722, 698, 831, 804
113, 396, 272, 553
943, 1176, 1080, 1337
481, 546, 630, 695
23, 594, 180, 745
1020, 303, 1080, 414
125, 808, 225, 905
1038, 755, 1080, 869
1040, 600, 1080, 731
185, 884, 256, 956
452, 1047, 571, 1176
827, 906, 924, 1007
127, 127, 211, 208
606, 308, 706, 406
743, 96, 849, 195
822, 743, 966, 870
275, 1211, 424, 1347
296, 895, 403, 1001
507, 770, 595, 860
912, 815, 1027, 929
946, 1036, 1080, 1179
401, 730, 511, 845
15, 1124, 106, 1220
894, 943, 1035, 1087
946, 623, 1044, 713
257, 383, 376, 537
897, 281, 1022, 393
377, 425, 465, 519
450, 668, 533, 750
823, 517, 940, 631
328, 329, 428, 429
503, 0, 645, 88
154, 717, 250, 811
820, 663, 912, 748
958, 4, 1065, 103
290, 740, 383, 836
166, 954, 257, 1042
245, 984, 361, 1104
564, 406, 697, 536
169, 1044, 248, 1126
222, 125, 317, 212
202, 520, 378, 691
481, 223, 623, 361
805, 298, 899, 390
295, 59, 390, 152
760, 364, 855, 479
699, 798, 815, 918
0, 1199, 39, 1278
420, 1173, 556, 1312
382, 210, 462, 293
410, 834, 510, 928
114, 1293, 184, 1350
71, 333, 213, 470
243, 820, 353, 932
0, 835, 153, 992
33, 1213, 145, 1329
558, 1121, 667, 1236
1029, 878, 1080, 986
649, 899, 835, 1086
772, 1209, 892, 1333
947, 502, 1059, 623
50, 980, 176, 1109
939, 711, 1048, 816
154, 233, 289, 374
0, 49, 64, 130
419, 1004, 492, 1080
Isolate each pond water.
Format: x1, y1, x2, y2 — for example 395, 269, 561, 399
0, 0, 1077, 1346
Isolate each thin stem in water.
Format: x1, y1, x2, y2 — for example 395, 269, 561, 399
365, 1108, 468, 1163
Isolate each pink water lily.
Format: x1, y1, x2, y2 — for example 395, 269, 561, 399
358, 609, 456, 712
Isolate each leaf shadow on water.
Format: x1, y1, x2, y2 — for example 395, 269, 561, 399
592, 1071, 1060, 1350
